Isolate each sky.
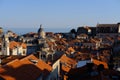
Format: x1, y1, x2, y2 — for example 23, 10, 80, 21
0, 0, 120, 33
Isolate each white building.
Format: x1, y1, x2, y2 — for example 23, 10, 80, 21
9, 41, 27, 55
1, 34, 10, 55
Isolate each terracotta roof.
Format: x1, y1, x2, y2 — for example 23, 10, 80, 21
0, 59, 26, 80
92, 59, 108, 69
55, 38, 68, 45
19, 42, 27, 49
9, 41, 18, 50
60, 55, 76, 66
68, 47, 75, 52
1, 56, 25, 65
47, 41, 55, 48
55, 45, 66, 51
9, 41, 27, 50
0, 59, 41, 80
0, 54, 52, 80
60, 55, 76, 72
62, 65, 71, 73
20, 54, 52, 72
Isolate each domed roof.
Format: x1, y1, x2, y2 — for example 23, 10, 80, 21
38, 24, 43, 33
38, 24, 46, 39
0, 27, 3, 29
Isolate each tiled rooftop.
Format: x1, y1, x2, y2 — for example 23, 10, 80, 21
0, 54, 52, 80
9, 41, 27, 50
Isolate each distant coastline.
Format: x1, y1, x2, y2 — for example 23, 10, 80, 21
3, 27, 71, 35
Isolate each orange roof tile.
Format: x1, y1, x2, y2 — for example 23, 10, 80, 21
92, 59, 108, 69
68, 47, 75, 52
60, 55, 76, 66
6, 59, 22, 68
60, 55, 77, 72
20, 54, 52, 72
9, 41, 27, 50
9, 41, 19, 50
0, 59, 33, 80
62, 65, 71, 72
19, 43, 27, 49
0, 54, 52, 80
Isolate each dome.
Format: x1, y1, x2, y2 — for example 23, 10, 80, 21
0, 27, 3, 29
38, 24, 43, 33
38, 24, 46, 39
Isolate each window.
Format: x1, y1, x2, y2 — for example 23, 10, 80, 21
23, 50, 25, 54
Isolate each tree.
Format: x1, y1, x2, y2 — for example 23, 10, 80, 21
70, 29, 76, 34
70, 29, 77, 39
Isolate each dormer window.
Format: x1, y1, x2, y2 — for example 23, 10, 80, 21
28, 58, 38, 65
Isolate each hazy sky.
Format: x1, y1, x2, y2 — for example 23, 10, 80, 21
0, 0, 120, 30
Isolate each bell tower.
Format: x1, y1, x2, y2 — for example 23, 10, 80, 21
2, 34, 10, 55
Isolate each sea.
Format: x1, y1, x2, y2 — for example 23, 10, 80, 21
3, 27, 71, 35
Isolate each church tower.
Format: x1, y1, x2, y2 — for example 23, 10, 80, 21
38, 24, 46, 39
0, 27, 3, 55
2, 34, 10, 55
